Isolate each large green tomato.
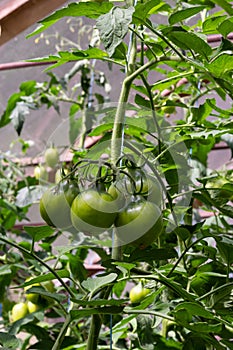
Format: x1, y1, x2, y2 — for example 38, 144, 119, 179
45, 147, 59, 168
11, 302, 28, 322
115, 199, 163, 248
71, 189, 118, 235
40, 182, 79, 230
129, 282, 150, 304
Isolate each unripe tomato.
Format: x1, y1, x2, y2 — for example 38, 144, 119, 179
71, 189, 118, 235
129, 282, 150, 304
11, 302, 28, 322
108, 183, 127, 210
24, 278, 40, 304
27, 301, 40, 313
34, 166, 48, 182
115, 199, 163, 248
45, 147, 59, 168
40, 182, 79, 230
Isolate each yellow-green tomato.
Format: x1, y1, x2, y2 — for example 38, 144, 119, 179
45, 147, 59, 168
115, 199, 163, 249
34, 166, 48, 182
27, 301, 40, 313
129, 282, 150, 304
71, 189, 118, 235
11, 302, 28, 322
24, 278, 40, 304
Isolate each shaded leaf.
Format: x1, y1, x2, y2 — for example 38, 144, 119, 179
163, 27, 212, 58
0, 333, 21, 349
174, 302, 214, 319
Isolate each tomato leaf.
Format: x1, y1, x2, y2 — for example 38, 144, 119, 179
27, 2, 113, 38
169, 6, 207, 25
162, 27, 212, 58
15, 186, 45, 208
0, 332, 21, 349
96, 7, 135, 57
70, 305, 124, 321
174, 302, 214, 319
218, 17, 233, 37
207, 52, 233, 77
81, 273, 117, 293
24, 226, 54, 242
133, 0, 170, 25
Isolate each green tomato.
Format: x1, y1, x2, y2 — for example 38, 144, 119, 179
115, 199, 163, 248
27, 301, 40, 313
45, 147, 59, 168
11, 302, 28, 322
71, 189, 118, 235
34, 166, 48, 182
129, 282, 150, 304
40, 182, 79, 230
108, 183, 127, 210
24, 278, 40, 304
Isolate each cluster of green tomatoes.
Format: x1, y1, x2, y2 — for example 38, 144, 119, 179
39, 160, 164, 249
11, 279, 55, 322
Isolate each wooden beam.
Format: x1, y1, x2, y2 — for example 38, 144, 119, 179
0, 0, 67, 46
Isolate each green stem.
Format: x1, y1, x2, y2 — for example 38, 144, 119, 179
0, 235, 75, 298
51, 314, 72, 350
86, 314, 102, 350
140, 74, 162, 153
124, 308, 174, 321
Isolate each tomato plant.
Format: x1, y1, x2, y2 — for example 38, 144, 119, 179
0, 0, 233, 349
